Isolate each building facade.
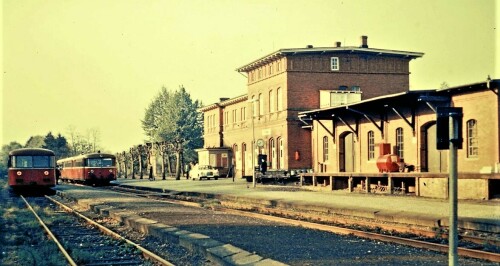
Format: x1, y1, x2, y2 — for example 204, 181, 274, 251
299, 79, 500, 199
198, 36, 423, 179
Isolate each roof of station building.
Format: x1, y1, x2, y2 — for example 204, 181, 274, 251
236, 46, 424, 72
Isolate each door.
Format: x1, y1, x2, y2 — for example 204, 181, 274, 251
339, 132, 355, 172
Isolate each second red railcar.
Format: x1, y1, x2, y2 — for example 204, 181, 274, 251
57, 152, 117, 186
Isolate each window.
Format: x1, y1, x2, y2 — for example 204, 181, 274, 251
241, 107, 246, 121
277, 88, 282, 111
277, 60, 281, 72
280, 138, 284, 158
396, 127, 404, 159
467, 119, 478, 157
322, 136, 329, 161
258, 68, 262, 79
259, 93, 264, 115
252, 96, 257, 117
351, 86, 361, 92
368, 131, 375, 160
232, 109, 237, 123
224, 111, 229, 125
269, 90, 275, 113
331, 57, 339, 71
87, 158, 114, 167
269, 138, 275, 169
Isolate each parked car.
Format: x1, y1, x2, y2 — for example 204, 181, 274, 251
189, 165, 219, 180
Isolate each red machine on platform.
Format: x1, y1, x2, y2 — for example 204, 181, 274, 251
8, 148, 57, 190
376, 143, 401, 173
57, 152, 117, 185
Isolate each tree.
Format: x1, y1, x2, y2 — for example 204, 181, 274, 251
0, 142, 23, 176
25, 135, 45, 148
142, 86, 203, 180
66, 125, 102, 156
43, 132, 70, 159
440, 82, 450, 90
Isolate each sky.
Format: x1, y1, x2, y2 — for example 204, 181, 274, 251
1, 0, 498, 153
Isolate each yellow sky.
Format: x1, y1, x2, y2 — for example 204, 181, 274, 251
1, 0, 497, 153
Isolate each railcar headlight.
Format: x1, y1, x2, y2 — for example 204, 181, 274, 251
90, 170, 94, 174
44, 171, 49, 176
17, 171, 22, 176
109, 169, 113, 173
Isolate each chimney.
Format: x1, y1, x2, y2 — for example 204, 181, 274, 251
335, 41, 341, 47
219, 98, 229, 102
360, 35, 368, 48
306, 44, 314, 48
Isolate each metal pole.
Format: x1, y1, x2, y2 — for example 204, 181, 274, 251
252, 106, 256, 188
448, 115, 458, 266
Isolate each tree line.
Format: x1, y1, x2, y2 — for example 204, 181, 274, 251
0, 129, 101, 176
115, 86, 203, 180
1, 86, 204, 180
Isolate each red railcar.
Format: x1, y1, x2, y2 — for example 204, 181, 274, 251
57, 152, 116, 185
8, 148, 57, 190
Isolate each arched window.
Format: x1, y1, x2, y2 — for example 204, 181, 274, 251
467, 119, 478, 157
269, 138, 275, 169
396, 127, 404, 159
322, 136, 329, 161
277, 137, 284, 169
367, 131, 375, 160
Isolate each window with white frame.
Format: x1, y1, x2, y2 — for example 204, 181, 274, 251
467, 119, 478, 157
269, 90, 275, 113
241, 107, 246, 121
330, 57, 339, 71
396, 127, 404, 159
259, 93, 264, 115
368, 131, 375, 160
269, 138, 275, 169
322, 136, 329, 161
252, 96, 257, 117
276, 88, 282, 111
232, 109, 237, 123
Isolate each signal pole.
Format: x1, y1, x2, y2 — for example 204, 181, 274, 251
448, 110, 462, 266
436, 107, 463, 266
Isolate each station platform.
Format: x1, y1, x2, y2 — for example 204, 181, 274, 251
111, 177, 500, 234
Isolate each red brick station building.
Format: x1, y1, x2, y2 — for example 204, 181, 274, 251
197, 36, 499, 200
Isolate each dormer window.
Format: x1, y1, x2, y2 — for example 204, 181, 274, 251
330, 57, 339, 71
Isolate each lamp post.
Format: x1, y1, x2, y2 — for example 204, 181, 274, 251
248, 98, 258, 188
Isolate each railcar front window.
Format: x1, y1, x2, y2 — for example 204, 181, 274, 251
87, 158, 114, 167
33, 156, 53, 167
12, 156, 54, 168
14, 156, 33, 168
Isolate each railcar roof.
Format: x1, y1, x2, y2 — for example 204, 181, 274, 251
57, 153, 116, 163
9, 148, 55, 156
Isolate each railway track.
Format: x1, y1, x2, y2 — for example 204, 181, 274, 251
108, 185, 500, 263
20, 194, 174, 266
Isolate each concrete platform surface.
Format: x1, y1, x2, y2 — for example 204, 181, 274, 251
111, 177, 500, 233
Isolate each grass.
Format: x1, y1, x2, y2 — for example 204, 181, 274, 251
0, 179, 67, 265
